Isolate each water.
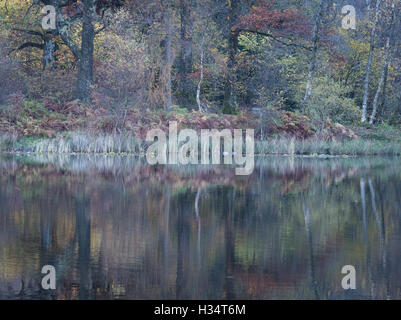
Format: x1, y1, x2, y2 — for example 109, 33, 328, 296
0, 154, 400, 300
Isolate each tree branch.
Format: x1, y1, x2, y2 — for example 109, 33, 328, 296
238, 28, 312, 51
8, 41, 44, 55
53, 4, 80, 59
95, 23, 110, 35
17, 42, 44, 50
12, 28, 43, 38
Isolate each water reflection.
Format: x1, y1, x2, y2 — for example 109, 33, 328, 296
0, 154, 401, 299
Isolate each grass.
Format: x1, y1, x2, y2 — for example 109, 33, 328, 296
0, 132, 144, 154
1, 97, 400, 157
0, 133, 18, 151
1, 132, 401, 157
256, 137, 401, 156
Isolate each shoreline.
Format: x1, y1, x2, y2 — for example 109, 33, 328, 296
1, 132, 401, 157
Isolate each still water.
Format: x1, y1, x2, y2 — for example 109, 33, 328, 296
0, 154, 400, 300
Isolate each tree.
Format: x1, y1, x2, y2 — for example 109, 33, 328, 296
12, 28, 58, 69
38, 0, 123, 102
361, 0, 382, 122
176, 0, 194, 107
222, 0, 240, 114
2, 1, 59, 70
370, 0, 397, 124
163, 0, 174, 110
304, 0, 326, 103
76, 0, 95, 102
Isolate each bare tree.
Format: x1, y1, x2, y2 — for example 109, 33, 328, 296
36, 0, 117, 102
163, 0, 174, 110
196, 35, 205, 112
222, 0, 240, 114
177, 0, 193, 107
369, 0, 396, 124
304, 0, 326, 103
361, 0, 382, 122
11, 28, 58, 69
76, 0, 95, 102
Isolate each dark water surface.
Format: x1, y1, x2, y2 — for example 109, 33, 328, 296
0, 154, 401, 300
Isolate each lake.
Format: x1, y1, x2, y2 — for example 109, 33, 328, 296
0, 154, 400, 299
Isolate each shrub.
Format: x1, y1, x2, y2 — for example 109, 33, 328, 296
305, 77, 361, 129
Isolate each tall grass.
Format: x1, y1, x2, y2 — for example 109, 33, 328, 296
0, 133, 17, 151
256, 138, 401, 156
2, 133, 401, 156
33, 132, 144, 154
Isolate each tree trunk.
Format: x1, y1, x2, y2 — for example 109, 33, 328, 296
76, 0, 95, 103
371, 0, 396, 124
52, 0, 80, 59
223, 0, 240, 114
366, 0, 371, 15
369, 37, 390, 124
304, 0, 326, 104
361, 0, 382, 123
196, 35, 205, 112
379, 65, 390, 121
177, 0, 194, 107
164, 1, 174, 111
42, 36, 56, 70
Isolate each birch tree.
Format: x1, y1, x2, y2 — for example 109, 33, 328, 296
196, 35, 205, 112
222, 0, 240, 114
304, 0, 326, 103
361, 0, 382, 122
177, 0, 193, 107
163, 0, 174, 110
369, 0, 396, 124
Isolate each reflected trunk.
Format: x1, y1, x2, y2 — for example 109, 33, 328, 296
176, 194, 190, 299
75, 195, 91, 300
303, 203, 319, 299
361, 178, 373, 298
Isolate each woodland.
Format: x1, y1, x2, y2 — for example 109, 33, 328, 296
0, 0, 400, 155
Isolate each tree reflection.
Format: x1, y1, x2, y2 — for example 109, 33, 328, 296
1, 155, 401, 299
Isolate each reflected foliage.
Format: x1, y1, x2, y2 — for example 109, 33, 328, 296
0, 155, 401, 299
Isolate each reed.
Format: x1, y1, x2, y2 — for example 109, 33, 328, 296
32, 132, 144, 154
2, 133, 401, 156
255, 138, 401, 156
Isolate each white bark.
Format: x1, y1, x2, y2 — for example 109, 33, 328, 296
304, 0, 326, 103
165, 1, 173, 110
369, 37, 390, 124
196, 36, 205, 112
369, 0, 395, 124
361, 0, 382, 123
366, 0, 371, 14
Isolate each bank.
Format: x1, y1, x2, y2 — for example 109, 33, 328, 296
1, 100, 401, 157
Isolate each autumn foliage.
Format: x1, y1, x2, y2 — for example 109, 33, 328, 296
236, 2, 310, 36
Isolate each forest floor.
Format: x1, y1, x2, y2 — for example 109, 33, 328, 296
1, 98, 401, 156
